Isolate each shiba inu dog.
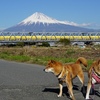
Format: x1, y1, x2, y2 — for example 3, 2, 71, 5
86, 59, 100, 99
44, 57, 87, 100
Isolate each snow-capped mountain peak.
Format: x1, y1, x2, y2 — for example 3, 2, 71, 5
19, 12, 66, 25
4, 12, 94, 32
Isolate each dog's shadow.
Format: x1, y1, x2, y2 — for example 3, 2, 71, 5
42, 86, 70, 99
43, 85, 83, 98
95, 90, 100, 97
43, 85, 100, 99
43, 86, 68, 95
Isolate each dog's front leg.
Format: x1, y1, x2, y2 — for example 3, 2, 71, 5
58, 83, 63, 97
85, 80, 92, 99
58, 81, 63, 97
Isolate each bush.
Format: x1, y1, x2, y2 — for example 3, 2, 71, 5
58, 38, 71, 45
42, 42, 50, 47
16, 42, 24, 47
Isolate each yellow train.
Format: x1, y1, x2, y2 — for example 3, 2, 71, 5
0, 35, 100, 41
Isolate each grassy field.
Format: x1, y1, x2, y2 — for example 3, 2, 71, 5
0, 45, 99, 71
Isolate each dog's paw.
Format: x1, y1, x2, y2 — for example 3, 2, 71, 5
57, 94, 62, 97
85, 97, 93, 100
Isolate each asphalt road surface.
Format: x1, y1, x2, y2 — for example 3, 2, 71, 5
0, 60, 100, 100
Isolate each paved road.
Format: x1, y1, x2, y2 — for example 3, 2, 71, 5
0, 60, 99, 100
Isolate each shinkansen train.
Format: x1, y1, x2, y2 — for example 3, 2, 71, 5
0, 32, 100, 41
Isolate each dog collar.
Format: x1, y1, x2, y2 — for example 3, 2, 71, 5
56, 67, 64, 78
58, 74, 67, 82
56, 71, 62, 77
92, 69, 100, 84
57, 67, 68, 82
92, 68, 100, 77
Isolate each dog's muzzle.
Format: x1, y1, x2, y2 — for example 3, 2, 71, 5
43, 69, 46, 72
43, 68, 54, 73
43, 68, 48, 72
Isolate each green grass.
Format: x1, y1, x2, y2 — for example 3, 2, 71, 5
10, 55, 30, 62
0, 46, 98, 71
0, 52, 30, 62
0, 52, 92, 67
35, 55, 93, 67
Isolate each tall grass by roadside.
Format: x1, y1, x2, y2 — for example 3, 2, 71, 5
0, 52, 30, 62
0, 46, 99, 71
0, 52, 77, 65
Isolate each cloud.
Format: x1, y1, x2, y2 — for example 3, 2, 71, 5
64, 21, 92, 27
79, 23, 92, 27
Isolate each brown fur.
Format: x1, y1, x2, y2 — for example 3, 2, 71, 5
44, 57, 87, 100
86, 59, 100, 99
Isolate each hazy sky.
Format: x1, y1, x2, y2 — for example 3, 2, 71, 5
0, 0, 100, 30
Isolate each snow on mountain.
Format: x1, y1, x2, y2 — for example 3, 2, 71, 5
4, 12, 95, 32
19, 12, 91, 27
19, 12, 66, 25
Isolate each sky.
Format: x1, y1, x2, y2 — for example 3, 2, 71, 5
0, 0, 100, 30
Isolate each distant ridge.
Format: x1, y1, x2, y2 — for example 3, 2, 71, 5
4, 12, 95, 32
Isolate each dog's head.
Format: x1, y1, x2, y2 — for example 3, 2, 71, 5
97, 59, 100, 70
93, 59, 100, 73
44, 60, 63, 76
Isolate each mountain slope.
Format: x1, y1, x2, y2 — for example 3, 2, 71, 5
4, 12, 94, 32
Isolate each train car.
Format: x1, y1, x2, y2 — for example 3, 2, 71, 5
0, 35, 100, 41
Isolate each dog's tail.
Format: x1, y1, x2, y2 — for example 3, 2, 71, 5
75, 57, 87, 67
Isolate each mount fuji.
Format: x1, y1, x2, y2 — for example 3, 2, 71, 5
4, 12, 94, 32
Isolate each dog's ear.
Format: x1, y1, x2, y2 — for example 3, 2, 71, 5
50, 60, 56, 63
97, 59, 100, 65
98, 60, 100, 70
96, 59, 100, 66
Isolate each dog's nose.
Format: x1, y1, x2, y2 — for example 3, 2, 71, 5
43, 69, 45, 71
